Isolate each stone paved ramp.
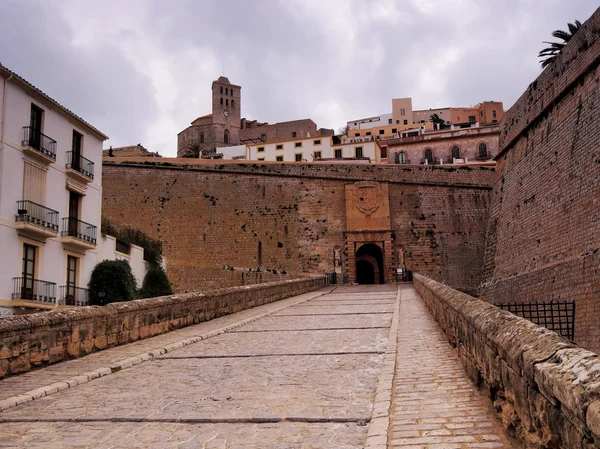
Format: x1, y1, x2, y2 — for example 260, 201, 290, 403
0, 285, 514, 448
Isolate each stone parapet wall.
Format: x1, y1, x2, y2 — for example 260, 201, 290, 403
0, 277, 324, 379
413, 273, 600, 449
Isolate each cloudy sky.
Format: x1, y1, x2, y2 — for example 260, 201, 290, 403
0, 0, 596, 156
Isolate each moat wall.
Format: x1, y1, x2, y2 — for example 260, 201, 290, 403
481, 9, 600, 353
102, 161, 494, 294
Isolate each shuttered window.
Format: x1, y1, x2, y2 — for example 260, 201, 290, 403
23, 160, 47, 204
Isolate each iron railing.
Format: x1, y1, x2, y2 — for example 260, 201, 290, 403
15, 200, 59, 231
21, 126, 57, 161
396, 269, 413, 283
12, 277, 57, 304
66, 151, 95, 180
61, 217, 97, 245
325, 272, 337, 285
495, 301, 575, 341
421, 158, 439, 165
58, 286, 90, 306
475, 151, 491, 160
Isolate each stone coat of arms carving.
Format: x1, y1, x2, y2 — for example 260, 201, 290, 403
355, 182, 381, 217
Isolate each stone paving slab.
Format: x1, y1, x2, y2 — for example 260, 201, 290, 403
389, 286, 516, 449
0, 421, 366, 448
0, 288, 331, 402
229, 314, 392, 331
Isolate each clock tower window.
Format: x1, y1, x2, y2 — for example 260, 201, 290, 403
226, 99, 229, 106
220, 97, 223, 105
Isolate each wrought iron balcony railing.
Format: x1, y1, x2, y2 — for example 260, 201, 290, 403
22, 126, 57, 161
15, 200, 59, 231
475, 151, 491, 160
58, 286, 90, 306
61, 217, 97, 245
66, 151, 95, 180
12, 277, 57, 304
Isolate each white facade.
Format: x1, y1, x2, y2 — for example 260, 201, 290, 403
0, 65, 108, 315
246, 136, 381, 163
215, 144, 247, 160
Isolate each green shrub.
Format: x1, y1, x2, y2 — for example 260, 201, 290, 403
139, 265, 173, 299
89, 260, 137, 306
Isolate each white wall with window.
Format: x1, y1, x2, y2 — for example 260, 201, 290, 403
247, 136, 381, 163
0, 65, 108, 315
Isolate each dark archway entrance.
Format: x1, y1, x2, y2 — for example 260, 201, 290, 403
355, 243, 384, 284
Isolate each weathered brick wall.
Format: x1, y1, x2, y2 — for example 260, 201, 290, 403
0, 277, 324, 378
414, 274, 600, 449
480, 9, 600, 352
102, 160, 494, 294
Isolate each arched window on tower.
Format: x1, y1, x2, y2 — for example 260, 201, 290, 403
478, 142, 488, 158
220, 97, 223, 105
226, 99, 229, 106
451, 145, 460, 159
220, 87, 223, 94
224, 129, 230, 144
231, 100, 235, 109
200, 132, 204, 144
226, 87, 229, 95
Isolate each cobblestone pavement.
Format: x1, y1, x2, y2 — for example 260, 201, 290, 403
0, 285, 397, 448
389, 286, 514, 449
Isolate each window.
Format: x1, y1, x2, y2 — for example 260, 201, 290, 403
232, 100, 235, 108
378, 129, 384, 135
220, 87, 223, 94
295, 142, 302, 148
67, 191, 81, 236
292, 131, 297, 138
401, 108, 406, 116
424, 148, 433, 162
396, 120, 400, 124
21, 243, 36, 299
276, 144, 283, 150
257, 158, 265, 161
257, 146, 265, 152
71, 131, 83, 170
366, 132, 371, 136
392, 128, 397, 134
295, 153, 302, 162
313, 139, 321, 145
276, 155, 283, 161
469, 116, 476, 124
29, 104, 43, 149
65, 255, 77, 305
397, 151, 407, 164
334, 149, 342, 158
226, 87, 228, 95
200, 131, 204, 144
23, 160, 47, 204
403, 120, 408, 125
354, 132, 360, 137
313, 151, 322, 159
388, 119, 392, 124
451, 145, 460, 159
220, 97, 223, 105
230, 89, 234, 96
260, 133, 266, 141
492, 110, 497, 118
355, 147, 363, 158
224, 129, 230, 144
478, 142, 488, 158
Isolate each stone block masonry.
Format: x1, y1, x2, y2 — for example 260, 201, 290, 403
414, 273, 600, 449
102, 160, 494, 294
481, 8, 600, 353
0, 277, 324, 379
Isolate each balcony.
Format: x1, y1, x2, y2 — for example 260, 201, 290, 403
58, 286, 90, 307
60, 217, 97, 249
21, 126, 57, 163
14, 200, 59, 238
65, 151, 95, 183
12, 277, 57, 305
475, 151, 491, 160
421, 158, 439, 165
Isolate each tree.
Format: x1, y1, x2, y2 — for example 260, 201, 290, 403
337, 125, 349, 136
139, 265, 173, 299
88, 260, 138, 306
429, 114, 445, 129
538, 20, 582, 68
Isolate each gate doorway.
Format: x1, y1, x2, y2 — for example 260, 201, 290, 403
355, 243, 384, 284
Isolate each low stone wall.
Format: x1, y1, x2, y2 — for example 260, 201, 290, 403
0, 277, 324, 379
413, 273, 600, 449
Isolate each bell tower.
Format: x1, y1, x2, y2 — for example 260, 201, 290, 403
212, 76, 241, 146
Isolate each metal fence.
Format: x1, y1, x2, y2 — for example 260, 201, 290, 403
325, 272, 337, 285
396, 269, 413, 283
495, 301, 575, 341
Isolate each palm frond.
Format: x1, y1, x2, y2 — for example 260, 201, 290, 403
552, 30, 572, 41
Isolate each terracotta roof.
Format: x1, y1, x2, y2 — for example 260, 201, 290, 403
0, 63, 109, 140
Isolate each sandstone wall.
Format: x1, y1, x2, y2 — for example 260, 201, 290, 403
102, 160, 494, 294
480, 9, 600, 352
414, 274, 600, 449
0, 277, 324, 379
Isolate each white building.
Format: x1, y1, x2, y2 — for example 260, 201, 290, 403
245, 135, 382, 163
0, 64, 108, 315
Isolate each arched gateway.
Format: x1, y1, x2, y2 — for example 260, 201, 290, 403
355, 243, 384, 284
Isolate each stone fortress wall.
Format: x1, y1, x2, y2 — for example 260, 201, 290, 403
102, 160, 495, 295
481, 9, 600, 352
